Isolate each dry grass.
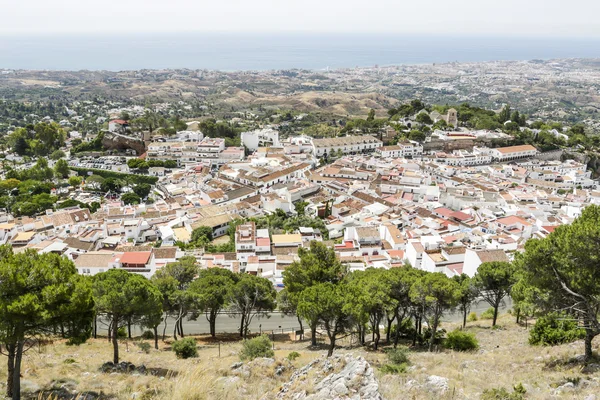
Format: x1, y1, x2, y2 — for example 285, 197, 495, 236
1, 314, 599, 399
374, 314, 600, 399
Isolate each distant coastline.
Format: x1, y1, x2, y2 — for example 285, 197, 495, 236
1, 33, 600, 71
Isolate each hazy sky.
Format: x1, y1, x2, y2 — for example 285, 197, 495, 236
3, 0, 600, 37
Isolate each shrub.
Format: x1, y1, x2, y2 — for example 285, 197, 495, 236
380, 363, 408, 374
386, 347, 410, 365
172, 338, 198, 359
390, 318, 416, 339
444, 329, 479, 351
141, 330, 155, 340
481, 307, 495, 320
529, 312, 586, 346
287, 351, 301, 361
239, 335, 274, 361
63, 358, 76, 364
481, 384, 526, 400
467, 312, 478, 322
137, 342, 151, 354
117, 327, 127, 338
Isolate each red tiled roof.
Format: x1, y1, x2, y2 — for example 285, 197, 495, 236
256, 238, 271, 247
120, 251, 151, 265
450, 211, 471, 221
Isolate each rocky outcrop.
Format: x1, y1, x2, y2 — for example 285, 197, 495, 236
102, 131, 146, 155
275, 354, 384, 400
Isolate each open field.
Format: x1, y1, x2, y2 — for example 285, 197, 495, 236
1, 313, 599, 399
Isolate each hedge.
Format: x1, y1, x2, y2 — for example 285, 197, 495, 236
70, 167, 158, 185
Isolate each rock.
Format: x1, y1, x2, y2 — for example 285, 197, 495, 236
556, 382, 575, 392
20, 380, 41, 393
424, 375, 449, 393
584, 395, 597, 400
253, 358, 276, 367
275, 366, 286, 376
100, 362, 115, 373
130, 392, 140, 399
230, 362, 244, 370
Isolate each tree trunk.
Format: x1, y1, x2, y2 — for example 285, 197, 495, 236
393, 312, 401, 348
153, 326, 159, 350
127, 320, 132, 339
6, 343, 15, 399
112, 320, 120, 364
209, 311, 217, 337
93, 316, 97, 339
429, 317, 438, 352
584, 330, 595, 362
386, 315, 395, 343
12, 341, 24, 400
515, 308, 521, 324
412, 317, 418, 347
108, 321, 112, 342
179, 318, 184, 338
492, 303, 499, 327
297, 316, 304, 333
310, 320, 317, 346
239, 313, 246, 338
162, 315, 168, 341
463, 308, 468, 329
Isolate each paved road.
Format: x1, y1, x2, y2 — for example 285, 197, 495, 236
97, 297, 513, 337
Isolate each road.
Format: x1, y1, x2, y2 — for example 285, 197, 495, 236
97, 297, 513, 337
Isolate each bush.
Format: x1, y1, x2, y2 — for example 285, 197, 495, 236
137, 342, 151, 354
117, 327, 127, 338
529, 312, 586, 346
63, 358, 76, 364
141, 330, 155, 340
467, 312, 478, 322
287, 351, 301, 361
380, 346, 410, 375
386, 347, 410, 365
380, 363, 408, 374
444, 329, 479, 351
172, 338, 198, 359
481, 307, 495, 320
481, 384, 526, 400
239, 335, 274, 361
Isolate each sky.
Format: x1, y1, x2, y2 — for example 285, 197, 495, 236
2, 0, 600, 37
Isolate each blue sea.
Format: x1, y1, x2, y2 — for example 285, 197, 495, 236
0, 33, 599, 71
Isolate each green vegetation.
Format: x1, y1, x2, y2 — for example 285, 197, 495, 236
7, 122, 66, 156
481, 384, 526, 400
529, 313, 586, 346
444, 330, 479, 351
516, 204, 600, 361
0, 246, 94, 399
71, 167, 159, 185
71, 132, 105, 154
380, 347, 410, 374
239, 335, 275, 361
474, 262, 517, 326
230, 274, 277, 339
286, 351, 301, 361
172, 338, 199, 359
92, 269, 163, 364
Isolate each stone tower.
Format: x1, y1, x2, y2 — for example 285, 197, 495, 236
447, 108, 458, 128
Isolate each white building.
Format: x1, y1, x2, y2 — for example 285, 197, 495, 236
241, 128, 280, 151
376, 141, 423, 158
487, 145, 538, 162
312, 135, 383, 157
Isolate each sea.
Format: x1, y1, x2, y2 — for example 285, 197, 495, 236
1, 33, 599, 71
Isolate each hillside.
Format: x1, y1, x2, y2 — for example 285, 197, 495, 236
2, 313, 599, 400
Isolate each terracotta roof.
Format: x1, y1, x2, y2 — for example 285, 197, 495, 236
152, 246, 178, 259
120, 251, 152, 265
495, 145, 537, 154
475, 249, 509, 263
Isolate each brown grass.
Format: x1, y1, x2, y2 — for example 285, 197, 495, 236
2, 314, 599, 399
